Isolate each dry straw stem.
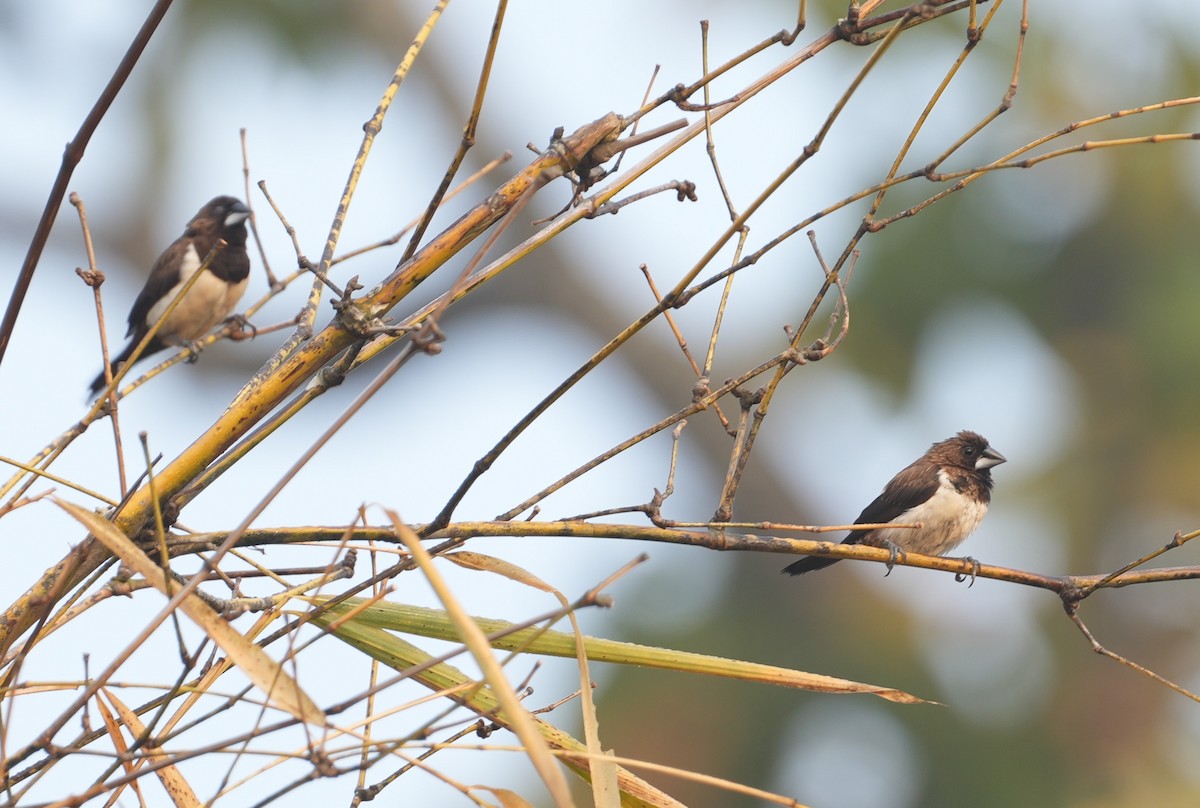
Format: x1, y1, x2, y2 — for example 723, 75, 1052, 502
443, 548, 623, 804
53, 499, 324, 725
430, 743, 807, 808
0, 456, 114, 507
398, 1, 508, 264
98, 689, 201, 807
387, 511, 573, 807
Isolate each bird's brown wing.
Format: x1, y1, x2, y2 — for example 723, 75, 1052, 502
125, 237, 191, 339
781, 459, 941, 575
842, 460, 940, 545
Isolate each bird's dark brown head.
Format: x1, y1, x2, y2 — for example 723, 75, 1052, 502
930, 430, 1006, 475
187, 196, 250, 241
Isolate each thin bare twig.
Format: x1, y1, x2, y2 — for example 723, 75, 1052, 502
240, 128, 280, 289
401, 0, 508, 263
69, 193, 126, 495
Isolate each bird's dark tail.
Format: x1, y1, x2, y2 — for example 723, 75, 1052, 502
781, 555, 841, 576
88, 339, 142, 396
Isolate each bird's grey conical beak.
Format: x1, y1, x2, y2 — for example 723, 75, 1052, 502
225, 201, 250, 227
977, 446, 1006, 469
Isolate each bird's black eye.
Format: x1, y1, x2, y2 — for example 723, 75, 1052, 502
964, 446, 975, 456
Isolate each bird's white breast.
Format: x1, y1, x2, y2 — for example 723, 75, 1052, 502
874, 469, 988, 556
146, 245, 248, 342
